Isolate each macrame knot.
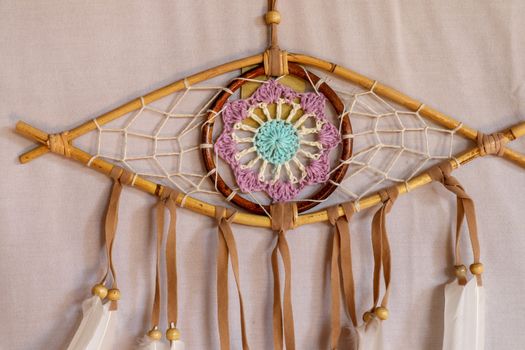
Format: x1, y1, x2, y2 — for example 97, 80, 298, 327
270, 202, 297, 232
159, 186, 180, 203
47, 132, 71, 157
378, 187, 399, 213
108, 166, 135, 186
477, 132, 508, 156
326, 202, 355, 226
427, 161, 453, 184
215, 206, 236, 224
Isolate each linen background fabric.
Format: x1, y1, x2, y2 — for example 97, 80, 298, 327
1, 1, 525, 349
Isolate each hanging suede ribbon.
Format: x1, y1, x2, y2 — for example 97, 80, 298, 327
98, 166, 134, 310
364, 187, 398, 323
428, 162, 483, 286
327, 203, 357, 349
145, 187, 180, 342
270, 202, 297, 350
158, 187, 181, 335
215, 207, 250, 350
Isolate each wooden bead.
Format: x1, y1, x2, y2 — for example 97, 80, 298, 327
454, 264, 467, 278
147, 328, 162, 341
166, 327, 181, 341
375, 307, 389, 320
107, 288, 121, 301
470, 263, 484, 275
362, 311, 375, 323
265, 10, 281, 25
91, 284, 108, 299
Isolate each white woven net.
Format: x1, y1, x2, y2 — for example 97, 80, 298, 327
77, 67, 469, 214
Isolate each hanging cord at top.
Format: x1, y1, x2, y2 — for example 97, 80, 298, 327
264, 0, 288, 76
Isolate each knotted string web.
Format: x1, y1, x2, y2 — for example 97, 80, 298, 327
77, 67, 468, 215
328, 81, 466, 205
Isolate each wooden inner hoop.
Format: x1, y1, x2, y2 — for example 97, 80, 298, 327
201, 63, 352, 215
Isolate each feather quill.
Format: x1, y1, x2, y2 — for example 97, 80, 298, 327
136, 336, 169, 350
170, 340, 185, 350
355, 318, 383, 350
442, 278, 485, 350
66, 295, 117, 350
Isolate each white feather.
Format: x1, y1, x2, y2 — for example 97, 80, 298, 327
170, 340, 185, 350
355, 318, 384, 350
66, 295, 117, 350
442, 278, 485, 350
136, 336, 169, 350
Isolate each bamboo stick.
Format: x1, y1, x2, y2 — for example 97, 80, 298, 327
15, 52, 525, 228
19, 52, 524, 168
15, 120, 522, 228
19, 54, 265, 163
287, 53, 479, 137
287, 53, 525, 169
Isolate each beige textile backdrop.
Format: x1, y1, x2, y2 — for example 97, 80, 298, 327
1, 1, 525, 349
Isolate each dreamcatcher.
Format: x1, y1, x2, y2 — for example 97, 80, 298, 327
15, 1, 525, 350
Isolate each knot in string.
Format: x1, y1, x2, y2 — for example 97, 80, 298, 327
326, 202, 355, 226
47, 132, 71, 157
109, 166, 135, 186
159, 186, 180, 203
215, 206, 236, 224
477, 132, 508, 156
378, 186, 399, 213
427, 161, 453, 184
427, 162, 470, 200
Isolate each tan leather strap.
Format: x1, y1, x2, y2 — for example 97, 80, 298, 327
270, 202, 296, 350
327, 203, 357, 349
99, 166, 134, 309
151, 199, 165, 327
370, 187, 398, 313
159, 187, 180, 326
215, 207, 250, 350
149, 187, 179, 331
428, 162, 483, 286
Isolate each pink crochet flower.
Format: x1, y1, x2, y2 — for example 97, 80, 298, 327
215, 80, 340, 202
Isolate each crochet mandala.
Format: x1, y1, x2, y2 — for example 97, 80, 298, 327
215, 80, 340, 201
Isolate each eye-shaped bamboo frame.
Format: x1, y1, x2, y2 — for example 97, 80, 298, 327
15, 52, 525, 228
